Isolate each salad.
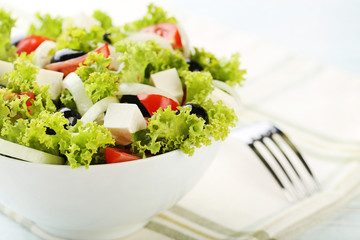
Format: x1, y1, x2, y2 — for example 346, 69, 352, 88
0, 4, 246, 169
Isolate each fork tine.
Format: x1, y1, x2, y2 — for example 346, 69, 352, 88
233, 122, 320, 201
274, 127, 321, 191
248, 143, 296, 202
259, 138, 306, 199
260, 139, 294, 185
269, 135, 302, 180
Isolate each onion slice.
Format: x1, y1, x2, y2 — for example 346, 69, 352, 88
116, 83, 179, 104
62, 72, 93, 116
0, 138, 64, 165
212, 80, 242, 106
81, 97, 119, 124
177, 24, 190, 58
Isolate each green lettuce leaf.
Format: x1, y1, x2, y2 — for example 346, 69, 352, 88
28, 13, 63, 40
59, 89, 77, 110
116, 40, 187, 84
3, 54, 56, 113
180, 70, 214, 104
122, 3, 177, 33
108, 4, 177, 42
0, 94, 10, 129
0, 9, 17, 62
60, 121, 115, 169
0, 89, 27, 130
1, 118, 28, 144
131, 99, 237, 157
131, 106, 210, 157
0, 109, 114, 168
0, 89, 34, 123
4, 53, 39, 93
21, 112, 70, 155
93, 10, 113, 30
56, 25, 105, 52
1, 112, 69, 155
190, 48, 246, 87
202, 100, 238, 141
76, 52, 119, 103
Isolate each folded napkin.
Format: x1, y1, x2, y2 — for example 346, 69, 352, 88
1, 1, 360, 240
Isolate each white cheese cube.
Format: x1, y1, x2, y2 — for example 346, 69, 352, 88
0, 60, 14, 86
36, 69, 64, 100
151, 68, 183, 103
208, 87, 241, 116
104, 103, 147, 145
33, 40, 57, 68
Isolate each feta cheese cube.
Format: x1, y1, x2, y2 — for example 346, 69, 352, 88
151, 68, 183, 103
36, 69, 64, 100
104, 103, 147, 145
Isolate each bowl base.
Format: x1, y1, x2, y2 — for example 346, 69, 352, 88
36, 221, 149, 240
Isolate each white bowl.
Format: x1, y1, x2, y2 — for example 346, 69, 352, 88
0, 141, 220, 240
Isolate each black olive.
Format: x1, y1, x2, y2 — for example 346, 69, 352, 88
103, 33, 112, 44
120, 95, 150, 118
45, 127, 56, 135
183, 104, 209, 124
58, 107, 81, 119
58, 107, 81, 127
11, 34, 25, 46
186, 59, 203, 72
67, 117, 78, 127
51, 48, 86, 63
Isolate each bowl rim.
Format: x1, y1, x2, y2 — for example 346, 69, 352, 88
0, 141, 219, 170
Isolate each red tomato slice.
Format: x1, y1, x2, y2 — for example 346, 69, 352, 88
16, 35, 52, 55
44, 43, 110, 77
20, 92, 35, 108
105, 147, 141, 164
13, 92, 35, 114
139, 23, 183, 49
137, 94, 179, 116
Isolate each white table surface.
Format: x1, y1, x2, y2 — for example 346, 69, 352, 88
0, 0, 359, 239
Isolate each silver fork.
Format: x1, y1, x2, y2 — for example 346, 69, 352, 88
232, 122, 321, 202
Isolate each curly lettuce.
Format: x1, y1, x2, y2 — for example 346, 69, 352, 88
190, 48, 246, 87
122, 3, 176, 33
116, 40, 187, 84
56, 25, 105, 52
132, 106, 210, 157
180, 70, 214, 104
93, 10, 113, 30
2, 54, 56, 113
28, 13, 63, 40
60, 121, 115, 169
59, 89, 77, 110
109, 4, 177, 42
75, 52, 119, 103
0, 9, 17, 62
131, 99, 237, 157
202, 100, 238, 141
0, 89, 29, 130
0, 110, 114, 168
